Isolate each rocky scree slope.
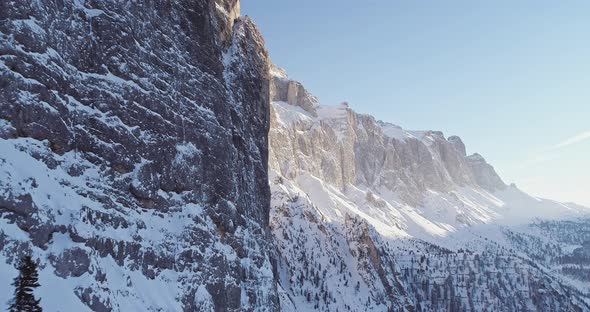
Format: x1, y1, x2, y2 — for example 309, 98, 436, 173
0, 0, 277, 311
268, 67, 590, 311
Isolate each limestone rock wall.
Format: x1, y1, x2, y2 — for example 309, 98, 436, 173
269, 73, 505, 206
0, 0, 277, 310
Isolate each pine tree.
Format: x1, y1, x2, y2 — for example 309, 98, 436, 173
8, 255, 42, 312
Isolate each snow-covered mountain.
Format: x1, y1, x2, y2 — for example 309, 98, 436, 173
268, 66, 590, 311
1, 0, 590, 311
0, 0, 278, 310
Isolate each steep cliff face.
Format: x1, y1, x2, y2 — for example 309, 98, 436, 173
268, 69, 590, 311
0, 0, 276, 310
269, 68, 506, 210
2, 1, 590, 310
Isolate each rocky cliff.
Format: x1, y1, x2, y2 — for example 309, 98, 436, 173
2, 1, 590, 311
269, 66, 506, 208
0, 0, 276, 310
268, 68, 590, 311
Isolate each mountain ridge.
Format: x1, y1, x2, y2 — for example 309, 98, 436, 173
0, 0, 278, 310
268, 65, 590, 311
1, 1, 590, 311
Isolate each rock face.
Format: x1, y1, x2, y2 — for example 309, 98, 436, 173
0, 0, 277, 310
270, 64, 318, 116
466, 153, 506, 191
268, 70, 590, 311
268, 71, 506, 207
2, 1, 590, 311
448, 135, 467, 157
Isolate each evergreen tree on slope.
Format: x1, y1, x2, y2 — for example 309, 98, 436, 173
8, 255, 42, 312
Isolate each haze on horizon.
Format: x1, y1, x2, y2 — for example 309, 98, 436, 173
243, 0, 590, 207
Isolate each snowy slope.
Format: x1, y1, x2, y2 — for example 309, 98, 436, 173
2, 0, 590, 310
268, 67, 590, 311
0, 0, 278, 311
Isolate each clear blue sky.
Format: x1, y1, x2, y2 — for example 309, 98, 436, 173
242, 1, 590, 207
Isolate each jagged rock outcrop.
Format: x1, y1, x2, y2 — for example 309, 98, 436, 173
448, 135, 467, 157
466, 153, 506, 191
0, 0, 277, 310
268, 72, 505, 206
268, 70, 590, 311
270, 64, 318, 116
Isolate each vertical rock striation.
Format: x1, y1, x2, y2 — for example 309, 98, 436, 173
268, 69, 506, 207
0, 0, 277, 310
268, 68, 589, 311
